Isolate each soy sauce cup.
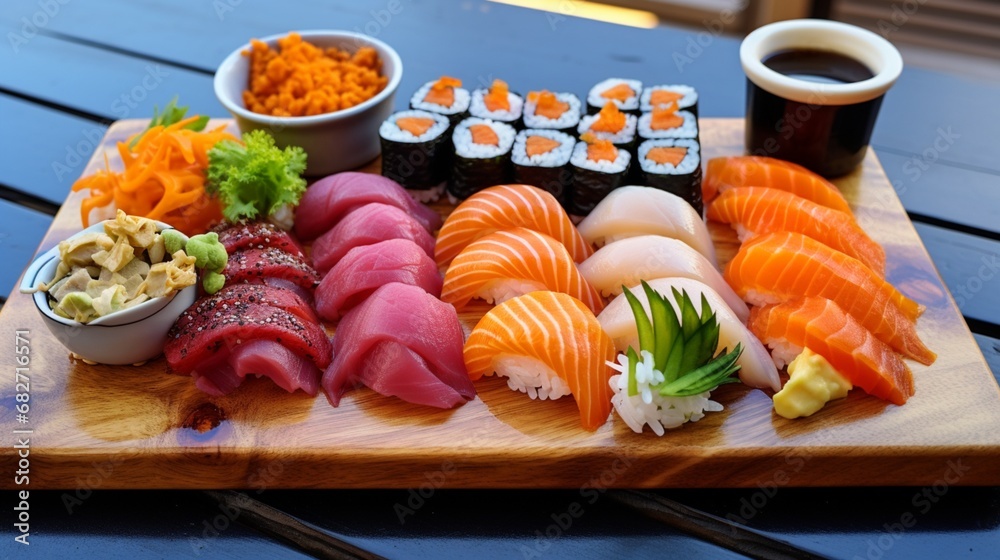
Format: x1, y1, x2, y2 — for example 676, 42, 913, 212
741, 19, 903, 177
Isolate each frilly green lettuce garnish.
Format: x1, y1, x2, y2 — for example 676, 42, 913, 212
622, 281, 743, 397
206, 129, 307, 226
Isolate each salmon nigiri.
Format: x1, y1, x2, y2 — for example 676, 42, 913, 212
726, 232, 935, 365
435, 184, 594, 266
749, 297, 915, 405
703, 156, 853, 215
441, 228, 605, 314
707, 187, 885, 274
464, 291, 617, 431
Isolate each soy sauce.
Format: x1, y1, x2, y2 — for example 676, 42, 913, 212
746, 49, 882, 177
763, 49, 874, 85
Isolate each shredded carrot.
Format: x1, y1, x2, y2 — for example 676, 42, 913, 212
646, 146, 687, 166
424, 76, 462, 107
242, 32, 388, 117
483, 79, 511, 112
581, 133, 618, 163
600, 82, 635, 102
526, 135, 561, 157
469, 124, 499, 146
650, 103, 684, 131
396, 116, 435, 137
71, 117, 236, 235
649, 89, 684, 107
527, 90, 569, 120
590, 102, 626, 133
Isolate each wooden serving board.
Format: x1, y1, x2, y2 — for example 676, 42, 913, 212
3, 118, 999, 489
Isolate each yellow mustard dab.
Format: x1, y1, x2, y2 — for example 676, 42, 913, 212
773, 348, 853, 419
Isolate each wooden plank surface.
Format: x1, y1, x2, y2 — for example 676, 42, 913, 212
1, 117, 998, 490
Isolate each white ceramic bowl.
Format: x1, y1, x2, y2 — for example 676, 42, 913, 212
213, 30, 403, 176
19, 222, 197, 365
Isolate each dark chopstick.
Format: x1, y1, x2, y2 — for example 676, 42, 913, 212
608, 489, 830, 560
203, 490, 386, 560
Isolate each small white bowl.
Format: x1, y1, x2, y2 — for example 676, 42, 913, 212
19, 222, 197, 365
213, 30, 403, 176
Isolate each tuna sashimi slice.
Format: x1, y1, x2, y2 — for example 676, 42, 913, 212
223, 247, 320, 293
358, 341, 469, 408
311, 203, 436, 274
172, 283, 317, 331
322, 283, 474, 408
166, 302, 331, 373
749, 297, 914, 405
215, 221, 305, 257
315, 239, 443, 321
294, 172, 443, 240
191, 340, 322, 396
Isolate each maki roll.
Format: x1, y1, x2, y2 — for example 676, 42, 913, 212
379, 110, 451, 202
637, 104, 698, 141
522, 90, 582, 134
636, 138, 703, 214
641, 84, 699, 118
568, 133, 631, 216
578, 103, 638, 151
469, 79, 523, 127
410, 76, 470, 128
511, 129, 575, 206
586, 78, 642, 115
449, 118, 516, 202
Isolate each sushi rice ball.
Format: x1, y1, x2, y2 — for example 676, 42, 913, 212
638, 108, 698, 140
640, 84, 699, 116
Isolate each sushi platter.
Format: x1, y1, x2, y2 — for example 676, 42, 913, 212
3, 115, 999, 490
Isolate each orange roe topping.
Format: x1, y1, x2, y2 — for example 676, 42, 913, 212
646, 146, 687, 166
396, 117, 435, 137
600, 82, 635, 102
581, 133, 618, 163
650, 103, 684, 131
469, 124, 499, 146
484, 79, 511, 112
649, 89, 683, 107
526, 135, 561, 157
528, 90, 569, 120
590, 102, 627, 134
242, 32, 388, 117
424, 76, 462, 107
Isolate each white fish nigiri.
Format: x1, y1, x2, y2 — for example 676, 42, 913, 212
597, 277, 780, 391
578, 235, 749, 323
577, 186, 717, 265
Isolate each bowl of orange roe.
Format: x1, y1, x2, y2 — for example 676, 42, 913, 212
214, 30, 403, 176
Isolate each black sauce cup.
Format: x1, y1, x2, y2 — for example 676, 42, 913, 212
740, 19, 903, 177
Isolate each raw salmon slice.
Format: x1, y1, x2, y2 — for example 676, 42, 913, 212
441, 228, 604, 313
703, 156, 853, 215
435, 184, 594, 266
464, 291, 617, 431
726, 231, 935, 365
708, 187, 885, 274
749, 297, 915, 405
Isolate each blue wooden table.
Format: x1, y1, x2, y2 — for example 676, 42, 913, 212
2, 1, 999, 558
